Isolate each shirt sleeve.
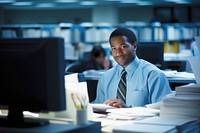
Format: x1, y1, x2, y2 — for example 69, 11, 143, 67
91, 75, 105, 103
147, 70, 172, 103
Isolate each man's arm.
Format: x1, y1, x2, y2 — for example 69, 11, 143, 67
148, 71, 172, 103
91, 76, 105, 103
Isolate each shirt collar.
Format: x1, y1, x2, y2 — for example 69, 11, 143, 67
116, 56, 140, 77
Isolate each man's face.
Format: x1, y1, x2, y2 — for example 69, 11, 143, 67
110, 35, 136, 68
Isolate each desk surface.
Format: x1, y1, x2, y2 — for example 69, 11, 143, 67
0, 120, 101, 133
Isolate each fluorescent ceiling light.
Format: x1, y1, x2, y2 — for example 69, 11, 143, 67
36, 3, 55, 7
12, 2, 33, 6
80, 22, 94, 27
120, 0, 138, 4
120, 0, 152, 5
136, 1, 153, 5
80, 1, 97, 5
165, 0, 189, 3
59, 23, 73, 27
56, 0, 78, 3
0, 0, 15, 3
104, 0, 121, 1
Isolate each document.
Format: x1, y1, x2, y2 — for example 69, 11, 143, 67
135, 116, 197, 126
187, 56, 200, 84
162, 70, 195, 79
160, 93, 200, 121
113, 123, 177, 133
194, 36, 200, 53
175, 84, 200, 93
106, 107, 160, 120
145, 102, 161, 109
134, 116, 199, 133
90, 103, 116, 112
64, 73, 79, 83
187, 36, 200, 84
54, 73, 92, 120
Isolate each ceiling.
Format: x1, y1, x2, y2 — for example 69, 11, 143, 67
0, 0, 200, 10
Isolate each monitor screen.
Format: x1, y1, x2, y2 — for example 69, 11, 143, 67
0, 37, 66, 127
136, 41, 164, 69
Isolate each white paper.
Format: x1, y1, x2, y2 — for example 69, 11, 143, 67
106, 107, 160, 117
175, 84, 200, 92
90, 103, 117, 112
162, 70, 195, 79
55, 82, 91, 119
113, 123, 177, 133
194, 36, 200, 54
65, 73, 79, 83
135, 116, 197, 127
145, 102, 161, 110
55, 73, 92, 120
187, 56, 200, 84
107, 113, 138, 120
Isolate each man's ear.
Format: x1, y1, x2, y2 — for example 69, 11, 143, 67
133, 43, 137, 50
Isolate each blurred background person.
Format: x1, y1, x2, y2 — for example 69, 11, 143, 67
65, 45, 112, 73
85, 45, 112, 71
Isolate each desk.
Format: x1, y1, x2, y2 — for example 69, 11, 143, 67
0, 118, 101, 133
92, 110, 199, 133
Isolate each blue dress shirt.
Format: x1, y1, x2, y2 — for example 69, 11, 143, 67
93, 56, 172, 107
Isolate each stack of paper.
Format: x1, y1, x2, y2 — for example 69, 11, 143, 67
162, 70, 195, 79
160, 93, 200, 128
175, 84, 200, 98
113, 123, 177, 133
160, 67, 200, 131
106, 107, 160, 120
135, 116, 199, 133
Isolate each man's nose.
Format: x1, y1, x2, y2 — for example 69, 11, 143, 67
116, 48, 123, 55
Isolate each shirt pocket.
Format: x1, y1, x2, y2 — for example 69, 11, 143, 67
127, 90, 147, 106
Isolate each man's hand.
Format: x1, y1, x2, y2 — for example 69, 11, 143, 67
104, 99, 128, 108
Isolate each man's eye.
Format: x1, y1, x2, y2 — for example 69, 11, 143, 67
111, 48, 116, 51
121, 45, 127, 49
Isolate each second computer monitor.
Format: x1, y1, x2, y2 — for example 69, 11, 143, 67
136, 41, 164, 69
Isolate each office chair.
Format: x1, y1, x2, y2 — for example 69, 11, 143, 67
65, 51, 92, 73
65, 61, 86, 73
79, 51, 91, 62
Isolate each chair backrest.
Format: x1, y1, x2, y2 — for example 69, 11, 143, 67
65, 61, 86, 73
79, 51, 91, 62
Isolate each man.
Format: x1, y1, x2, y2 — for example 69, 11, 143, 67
92, 28, 172, 108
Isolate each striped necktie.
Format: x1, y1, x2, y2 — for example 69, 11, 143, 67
116, 69, 127, 103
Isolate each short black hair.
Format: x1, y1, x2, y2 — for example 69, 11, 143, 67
109, 28, 137, 44
91, 45, 106, 58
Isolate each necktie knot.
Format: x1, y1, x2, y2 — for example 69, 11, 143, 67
121, 69, 126, 76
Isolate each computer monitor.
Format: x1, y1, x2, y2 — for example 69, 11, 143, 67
0, 37, 66, 127
136, 41, 164, 69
